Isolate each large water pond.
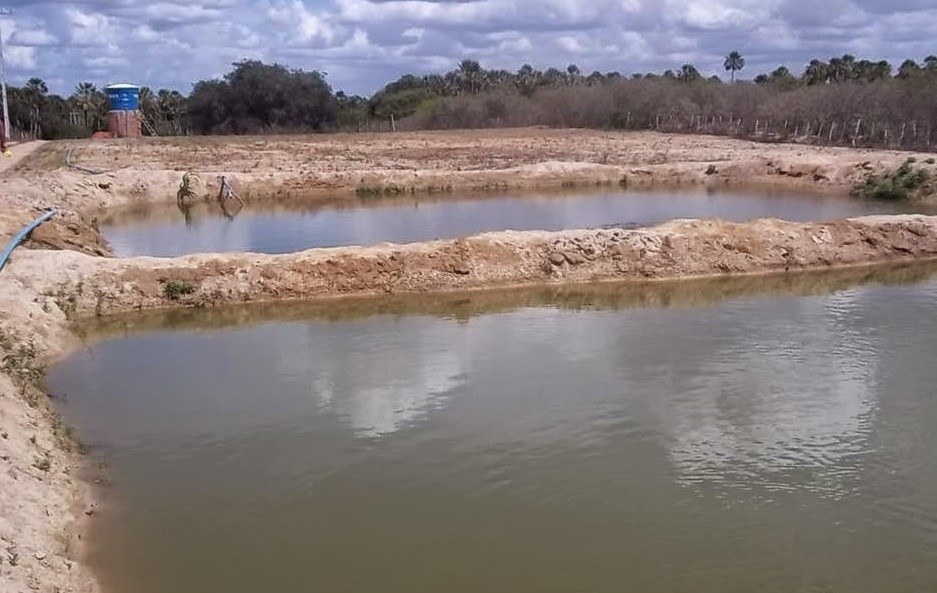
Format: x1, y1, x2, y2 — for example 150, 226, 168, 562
50, 265, 937, 593
101, 188, 920, 257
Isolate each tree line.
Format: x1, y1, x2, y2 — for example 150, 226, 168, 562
7, 77, 187, 140
6, 53, 937, 150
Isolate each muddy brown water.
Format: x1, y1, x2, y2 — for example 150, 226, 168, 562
49, 266, 937, 593
100, 188, 923, 257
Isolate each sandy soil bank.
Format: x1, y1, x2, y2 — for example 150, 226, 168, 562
0, 129, 936, 593
5, 215, 937, 318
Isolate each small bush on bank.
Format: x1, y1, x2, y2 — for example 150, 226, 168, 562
853, 158, 934, 201
159, 279, 196, 300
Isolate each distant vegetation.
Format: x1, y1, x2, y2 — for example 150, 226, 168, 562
7, 52, 937, 150
185, 60, 336, 134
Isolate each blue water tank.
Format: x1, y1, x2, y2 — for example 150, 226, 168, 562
105, 84, 140, 111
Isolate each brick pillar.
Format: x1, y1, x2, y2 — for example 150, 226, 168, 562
108, 111, 142, 138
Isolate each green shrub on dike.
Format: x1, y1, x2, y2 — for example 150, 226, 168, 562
853, 158, 934, 201
159, 279, 197, 300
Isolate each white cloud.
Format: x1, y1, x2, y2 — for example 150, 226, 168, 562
6, 46, 37, 69
670, 0, 781, 31
556, 36, 584, 53
65, 7, 116, 46
267, 0, 340, 45
0, 0, 935, 96
9, 28, 57, 46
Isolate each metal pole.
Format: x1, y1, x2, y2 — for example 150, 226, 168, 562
0, 9, 11, 141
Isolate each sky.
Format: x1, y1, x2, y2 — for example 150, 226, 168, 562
2, 0, 936, 97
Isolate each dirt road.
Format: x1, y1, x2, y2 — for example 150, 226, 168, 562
0, 140, 45, 173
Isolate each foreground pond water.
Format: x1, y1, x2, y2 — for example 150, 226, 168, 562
101, 188, 918, 257
51, 266, 937, 593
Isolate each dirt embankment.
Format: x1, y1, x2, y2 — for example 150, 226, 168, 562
5, 215, 937, 318
1, 130, 937, 593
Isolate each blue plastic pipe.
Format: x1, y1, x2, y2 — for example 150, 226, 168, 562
0, 208, 56, 275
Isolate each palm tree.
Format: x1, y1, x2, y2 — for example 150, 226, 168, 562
25, 77, 48, 95
803, 59, 828, 85
841, 54, 857, 78
23, 78, 48, 138
897, 59, 922, 79
486, 69, 511, 88
828, 54, 855, 83
457, 59, 484, 94
74, 81, 96, 97
72, 82, 97, 128
424, 74, 446, 96
515, 64, 538, 96
139, 86, 158, 131
766, 66, 798, 90
870, 60, 892, 81
724, 51, 745, 82
543, 67, 564, 86
678, 64, 701, 83
158, 89, 186, 135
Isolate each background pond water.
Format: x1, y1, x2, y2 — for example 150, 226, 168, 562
101, 188, 920, 256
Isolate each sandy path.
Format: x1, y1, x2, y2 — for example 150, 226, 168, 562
0, 137, 97, 593
0, 141, 46, 175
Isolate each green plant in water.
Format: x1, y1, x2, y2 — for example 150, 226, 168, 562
355, 184, 383, 197
160, 279, 197, 301
355, 183, 409, 198
853, 158, 934, 201
926, 157, 936, 165
177, 172, 199, 206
